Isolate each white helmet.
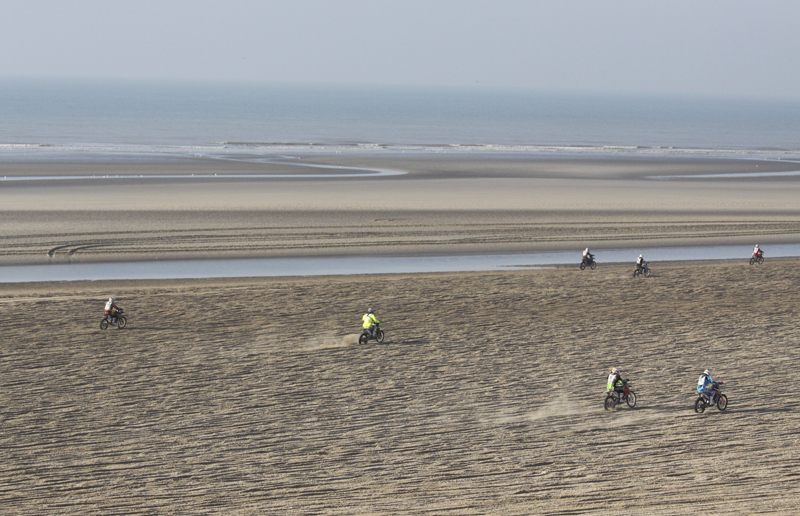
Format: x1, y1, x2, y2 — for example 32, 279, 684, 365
585, 248, 589, 253
755, 244, 759, 248
703, 369, 710, 376
109, 297, 114, 303
367, 308, 374, 314
611, 367, 620, 374
639, 254, 643, 259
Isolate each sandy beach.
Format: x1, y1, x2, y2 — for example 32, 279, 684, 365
2, 154, 800, 514
1, 154, 800, 265
2, 260, 800, 514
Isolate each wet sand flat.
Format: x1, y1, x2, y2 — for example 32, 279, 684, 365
2, 261, 800, 514
1, 155, 800, 265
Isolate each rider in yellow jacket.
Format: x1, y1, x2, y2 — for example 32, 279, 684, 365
362, 308, 380, 337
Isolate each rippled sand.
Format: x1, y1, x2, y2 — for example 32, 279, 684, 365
2, 260, 799, 514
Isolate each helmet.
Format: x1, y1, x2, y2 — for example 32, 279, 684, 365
639, 254, 643, 259
109, 297, 114, 303
611, 367, 620, 374
367, 308, 374, 314
703, 369, 710, 376
585, 248, 589, 252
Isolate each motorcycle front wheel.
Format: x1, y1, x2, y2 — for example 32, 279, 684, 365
376, 329, 384, 343
694, 397, 707, 413
100, 319, 109, 330
643, 268, 651, 277
117, 316, 127, 329
604, 396, 616, 410
758, 257, 764, 264
626, 391, 637, 408
358, 333, 369, 345
590, 261, 596, 270
717, 394, 728, 411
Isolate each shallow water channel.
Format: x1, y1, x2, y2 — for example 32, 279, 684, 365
2, 243, 800, 283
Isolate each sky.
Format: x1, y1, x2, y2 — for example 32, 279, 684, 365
2, 1, 798, 99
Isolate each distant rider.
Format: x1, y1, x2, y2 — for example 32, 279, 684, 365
607, 367, 628, 400
697, 369, 723, 404
583, 248, 595, 265
753, 245, 764, 260
104, 297, 121, 323
636, 254, 647, 271
362, 308, 380, 337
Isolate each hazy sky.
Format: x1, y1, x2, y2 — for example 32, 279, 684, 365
2, 1, 798, 99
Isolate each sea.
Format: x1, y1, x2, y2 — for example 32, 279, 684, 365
2, 78, 800, 280
1, 78, 800, 163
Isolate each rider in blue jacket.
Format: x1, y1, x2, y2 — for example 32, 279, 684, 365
697, 369, 722, 404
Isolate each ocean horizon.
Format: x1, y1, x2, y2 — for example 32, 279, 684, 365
2, 78, 800, 162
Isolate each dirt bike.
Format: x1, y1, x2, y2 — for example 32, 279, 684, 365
633, 264, 651, 277
580, 257, 597, 270
358, 325, 384, 345
604, 383, 637, 410
750, 254, 764, 265
694, 384, 727, 413
100, 309, 127, 330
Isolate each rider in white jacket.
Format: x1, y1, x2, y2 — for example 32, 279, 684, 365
697, 369, 721, 404
104, 297, 120, 321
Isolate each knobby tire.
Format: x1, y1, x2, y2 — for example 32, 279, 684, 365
694, 397, 707, 413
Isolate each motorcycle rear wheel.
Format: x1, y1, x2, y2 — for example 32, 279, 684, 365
358, 333, 369, 345
750, 257, 755, 265
117, 316, 127, 329
580, 263, 586, 270
694, 397, 707, 413
100, 319, 109, 330
604, 396, 616, 410
633, 269, 640, 278
717, 394, 728, 411
626, 391, 637, 408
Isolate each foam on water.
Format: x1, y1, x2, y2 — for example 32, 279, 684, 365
3, 142, 800, 164
2, 80, 800, 157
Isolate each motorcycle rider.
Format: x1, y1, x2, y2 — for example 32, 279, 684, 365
104, 297, 121, 323
753, 244, 764, 260
582, 248, 595, 266
697, 369, 723, 405
606, 367, 628, 400
636, 254, 647, 272
362, 308, 380, 337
